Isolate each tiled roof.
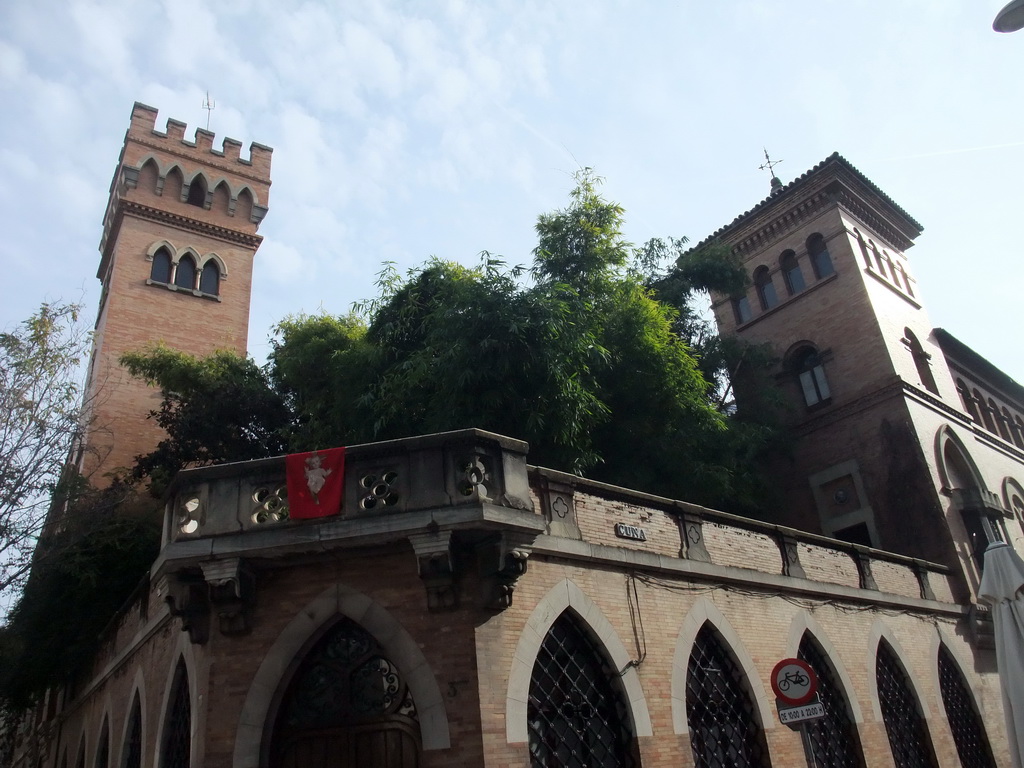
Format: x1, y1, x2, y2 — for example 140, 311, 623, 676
693, 152, 923, 250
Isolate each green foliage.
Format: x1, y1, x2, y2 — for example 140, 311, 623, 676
0, 302, 90, 599
120, 345, 290, 495
0, 481, 160, 709
123, 171, 784, 511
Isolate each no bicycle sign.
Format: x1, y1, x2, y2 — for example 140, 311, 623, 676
771, 658, 824, 726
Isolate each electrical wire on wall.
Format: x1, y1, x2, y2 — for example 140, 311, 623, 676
622, 571, 647, 673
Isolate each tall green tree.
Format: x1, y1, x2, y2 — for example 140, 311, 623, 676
0, 302, 90, 601
123, 172, 781, 511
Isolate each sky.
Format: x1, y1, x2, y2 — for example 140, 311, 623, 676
1, 0, 1023, 384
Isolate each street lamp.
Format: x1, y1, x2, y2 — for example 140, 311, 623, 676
994, 0, 1024, 32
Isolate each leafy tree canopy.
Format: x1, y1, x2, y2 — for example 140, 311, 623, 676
123, 171, 782, 511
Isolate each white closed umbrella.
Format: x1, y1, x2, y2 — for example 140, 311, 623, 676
979, 541, 1024, 768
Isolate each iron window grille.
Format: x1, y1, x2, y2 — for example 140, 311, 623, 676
528, 611, 636, 768
123, 697, 142, 768
875, 641, 938, 768
686, 624, 771, 768
163, 660, 192, 768
797, 635, 865, 768
937, 645, 996, 768
94, 722, 109, 768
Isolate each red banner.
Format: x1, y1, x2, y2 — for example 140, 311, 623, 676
286, 447, 346, 520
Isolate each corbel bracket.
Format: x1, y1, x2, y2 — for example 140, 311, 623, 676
409, 530, 458, 611
201, 557, 255, 636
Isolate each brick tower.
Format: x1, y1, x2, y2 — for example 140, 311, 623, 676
80, 102, 272, 482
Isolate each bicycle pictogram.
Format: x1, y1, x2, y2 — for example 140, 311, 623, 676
777, 669, 809, 692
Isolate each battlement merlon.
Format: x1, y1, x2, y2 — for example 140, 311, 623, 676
127, 101, 273, 178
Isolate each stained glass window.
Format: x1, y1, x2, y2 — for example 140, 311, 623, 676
686, 624, 771, 768
528, 611, 635, 768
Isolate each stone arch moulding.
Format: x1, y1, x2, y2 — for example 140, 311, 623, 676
934, 424, 988, 492
151, 633, 202, 768
116, 667, 148, 768
505, 578, 653, 744
198, 252, 228, 278
671, 596, 775, 735
865, 618, 933, 722
784, 610, 864, 723
233, 583, 451, 768
145, 239, 177, 262
1002, 477, 1024, 513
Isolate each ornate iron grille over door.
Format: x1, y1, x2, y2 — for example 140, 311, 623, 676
271, 617, 419, 768
685, 624, 771, 768
937, 645, 996, 768
875, 641, 938, 768
527, 611, 636, 768
797, 634, 865, 768
163, 660, 192, 768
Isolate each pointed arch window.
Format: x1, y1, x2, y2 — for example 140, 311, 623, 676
797, 633, 865, 768
854, 230, 871, 269
807, 233, 834, 279
996, 406, 1013, 443
95, 719, 110, 768
272, 617, 420, 768
686, 623, 770, 768
780, 250, 805, 295
199, 261, 220, 296
150, 248, 172, 284
162, 659, 191, 768
937, 645, 996, 768
122, 695, 142, 768
174, 256, 196, 291
528, 611, 635, 768
903, 329, 938, 395
875, 640, 938, 768
753, 266, 779, 310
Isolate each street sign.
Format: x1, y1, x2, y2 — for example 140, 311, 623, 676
778, 700, 826, 724
770, 658, 818, 706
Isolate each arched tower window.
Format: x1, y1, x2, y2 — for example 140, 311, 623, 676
790, 346, 831, 407
732, 295, 752, 325
174, 255, 196, 291
236, 188, 254, 222
780, 250, 805, 295
199, 261, 220, 296
898, 263, 915, 296
162, 659, 191, 768
807, 233, 834, 279
686, 623, 770, 768
903, 329, 938, 395
1016, 416, 1024, 449
150, 248, 172, 284
870, 242, 888, 279
937, 645, 996, 768
974, 390, 996, 432
211, 181, 231, 215
529, 611, 635, 767
956, 379, 980, 422
753, 266, 778, 310
186, 175, 207, 208
854, 230, 871, 269
164, 167, 184, 202
996, 405, 1013, 443
797, 633, 865, 767
875, 640, 938, 768
942, 439, 1000, 567
271, 617, 420, 768
138, 159, 159, 194
95, 718, 110, 768
122, 695, 142, 768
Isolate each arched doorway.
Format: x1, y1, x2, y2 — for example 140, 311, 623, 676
269, 617, 420, 768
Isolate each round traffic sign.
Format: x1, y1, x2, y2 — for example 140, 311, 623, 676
770, 658, 818, 706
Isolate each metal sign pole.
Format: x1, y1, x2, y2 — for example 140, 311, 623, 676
799, 723, 816, 768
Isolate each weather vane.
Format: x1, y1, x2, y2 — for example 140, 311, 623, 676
758, 148, 783, 177
202, 91, 216, 131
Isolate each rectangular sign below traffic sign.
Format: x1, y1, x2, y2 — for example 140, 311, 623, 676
778, 701, 826, 724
